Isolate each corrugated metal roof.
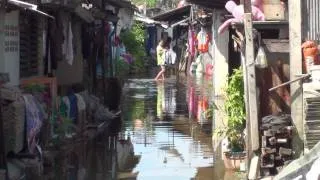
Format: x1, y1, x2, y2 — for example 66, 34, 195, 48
152, 5, 191, 22
302, 0, 320, 42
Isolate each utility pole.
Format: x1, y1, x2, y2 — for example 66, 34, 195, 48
289, 0, 303, 157
0, 0, 8, 178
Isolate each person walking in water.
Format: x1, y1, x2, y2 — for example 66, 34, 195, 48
154, 37, 172, 81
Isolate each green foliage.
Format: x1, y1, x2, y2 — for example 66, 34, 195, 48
120, 22, 146, 73
55, 117, 74, 137
214, 67, 246, 152
23, 84, 46, 93
225, 68, 246, 130
131, 0, 157, 7
116, 58, 130, 76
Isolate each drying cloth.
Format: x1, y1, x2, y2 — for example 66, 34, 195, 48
188, 27, 196, 56
62, 17, 74, 65
75, 94, 86, 111
62, 96, 71, 118
23, 94, 44, 154
75, 93, 87, 128
68, 94, 78, 124
197, 30, 210, 53
59, 97, 68, 118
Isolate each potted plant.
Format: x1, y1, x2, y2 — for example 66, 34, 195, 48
214, 67, 246, 170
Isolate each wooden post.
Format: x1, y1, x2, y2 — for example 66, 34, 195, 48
242, 0, 260, 177
243, 0, 260, 153
289, 0, 303, 157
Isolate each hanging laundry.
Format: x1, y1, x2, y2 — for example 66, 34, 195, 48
188, 27, 196, 57
75, 93, 86, 128
197, 29, 210, 53
23, 94, 44, 154
59, 97, 68, 118
75, 94, 86, 111
47, 12, 64, 70
68, 94, 78, 124
66, 22, 74, 65
62, 96, 71, 118
62, 22, 74, 65
61, 13, 74, 65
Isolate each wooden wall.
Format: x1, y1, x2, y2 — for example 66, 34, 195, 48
257, 39, 290, 117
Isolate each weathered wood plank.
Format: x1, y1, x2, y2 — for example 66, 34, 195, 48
289, 0, 304, 157
263, 39, 289, 53
244, 13, 260, 152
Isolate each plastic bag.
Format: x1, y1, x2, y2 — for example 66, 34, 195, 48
170, 49, 177, 64
164, 49, 177, 65
255, 46, 268, 68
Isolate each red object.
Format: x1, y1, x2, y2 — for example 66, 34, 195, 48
302, 41, 320, 73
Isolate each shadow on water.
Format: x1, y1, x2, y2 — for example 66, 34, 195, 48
46, 73, 239, 180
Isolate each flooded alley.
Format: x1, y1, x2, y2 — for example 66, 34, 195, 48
40, 73, 240, 180
119, 74, 217, 179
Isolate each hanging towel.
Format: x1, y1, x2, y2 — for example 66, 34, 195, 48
62, 18, 74, 65
66, 22, 74, 65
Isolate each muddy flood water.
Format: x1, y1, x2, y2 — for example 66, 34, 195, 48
45, 74, 240, 180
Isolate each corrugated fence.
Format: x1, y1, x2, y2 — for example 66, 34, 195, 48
302, 0, 320, 42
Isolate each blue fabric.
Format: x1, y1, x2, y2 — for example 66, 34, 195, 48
68, 94, 78, 124
146, 26, 156, 55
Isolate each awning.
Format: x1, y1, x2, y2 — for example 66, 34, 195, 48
152, 5, 191, 22
188, 0, 228, 9
134, 13, 168, 28
8, 0, 54, 19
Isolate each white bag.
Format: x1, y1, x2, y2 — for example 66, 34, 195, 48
164, 49, 177, 65
255, 46, 268, 68
170, 49, 177, 64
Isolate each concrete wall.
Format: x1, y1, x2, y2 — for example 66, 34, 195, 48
0, 11, 20, 86
212, 10, 229, 97
211, 9, 229, 151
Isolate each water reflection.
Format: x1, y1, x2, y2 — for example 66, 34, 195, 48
187, 74, 213, 125
120, 75, 216, 180
47, 74, 231, 180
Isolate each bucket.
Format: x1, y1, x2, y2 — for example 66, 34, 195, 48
310, 65, 320, 84
305, 56, 314, 74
